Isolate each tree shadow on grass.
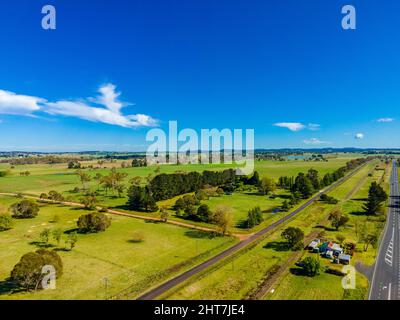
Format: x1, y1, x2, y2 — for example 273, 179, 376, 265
28, 241, 55, 249
184, 230, 218, 239
53, 247, 71, 252
113, 204, 131, 211
64, 228, 80, 234
144, 220, 163, 224
127, 239, 145, 244
235, 219, 249, 229
289, 267, 307, 276
351, 198, 368, 202
264, 241, 290, 252
349, 211, 367, 216
0, 280, 18, 296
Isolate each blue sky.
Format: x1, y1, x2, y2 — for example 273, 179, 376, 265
0, 0, 399, 151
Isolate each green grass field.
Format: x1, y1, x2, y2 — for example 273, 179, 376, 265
0, 154, 370, 300
159, 160, 385, 300
0, 156, 355, 233
0, 156, 353, 196
266, 160, 390, 300
0, 196, 236, 300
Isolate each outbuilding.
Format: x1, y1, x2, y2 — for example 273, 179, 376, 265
338, 254, 351, 265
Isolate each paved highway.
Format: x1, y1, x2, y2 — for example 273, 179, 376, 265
137, 162, 370, 300
369, 160, 400, 300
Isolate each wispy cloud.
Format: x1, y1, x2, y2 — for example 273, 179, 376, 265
0, 90, 46, 115
355, 133, 364, 140
303, 138, 330, 145
377, 117, 394, 123
308, 123, 320, 131
274, 122, 305, 132
273, 122, 320, 132
0, 84, 158, 128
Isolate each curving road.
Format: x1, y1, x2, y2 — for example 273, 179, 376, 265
137, 162, 370, 300
369, 160, 399, 300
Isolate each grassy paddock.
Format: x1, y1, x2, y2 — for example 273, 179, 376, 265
0, 196, 236, 300
266, 160, 390, 300
159, 160, 382, 300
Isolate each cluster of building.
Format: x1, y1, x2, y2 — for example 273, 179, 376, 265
307, 239, 351, 265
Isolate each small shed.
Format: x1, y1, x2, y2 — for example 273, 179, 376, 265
307, 239, 320, 251
338, 254, 351, 265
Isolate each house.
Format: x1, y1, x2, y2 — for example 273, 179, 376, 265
307, 239, 320, 251
338, 254, 351, 265
331, 243, 343, 257
319, 241, 343, 257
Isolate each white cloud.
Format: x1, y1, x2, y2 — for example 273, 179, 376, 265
274, 122, 306, 132
307, 123, 320, 131
377, 117, 394, 123
0, 90, 46, 115
89, 83, 125, 113
303, 138, 329, 145
0, 84, 158, 128
274, 122, 321, 132
355, 133, 364, 140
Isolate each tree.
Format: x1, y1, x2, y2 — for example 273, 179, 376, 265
10, 249, 63, 290
0, 213, 13, 231
131, 231, 145, 243
68, 161, 81, 169
300, 256, 321, 277
359, 224, 379, 251
328, 210, 349, 231
160, 206, 169, 222
292, 173, 315, 198
363, 182, 388, 215
306, 168, 320, 190
336, 234, 346, 246
80, 194, 98, 210
197, 204, 213, 222
130, 176, 142, 186
48, 190, 64, 202
94, 173, 103, 191
39, 229, 51, 245
184, 204, 196, 218
66, 233, 78, 250
76, 170, 92, 190
10, 200, 39, 219
52, 228, 63, 246
246, 206, 263, 228
247, 171, 261, 186
281, 227, 304, 250
77, 212, 111, 233
281, 200, 291, 212
212, 206, 233, 235
259, 177, 276, 195
127, 185, 158, 212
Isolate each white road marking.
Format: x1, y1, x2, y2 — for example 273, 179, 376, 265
385, 229, 395, 267
388, 283, 392, 300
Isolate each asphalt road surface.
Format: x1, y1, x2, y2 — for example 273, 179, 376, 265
137, 162, 369, 300
369, 160, 400, 300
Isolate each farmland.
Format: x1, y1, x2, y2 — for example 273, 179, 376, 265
158, 160, 389, 300
0, 195, 236, 300
0, 156, 354, 233
0, 153, 385, 300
